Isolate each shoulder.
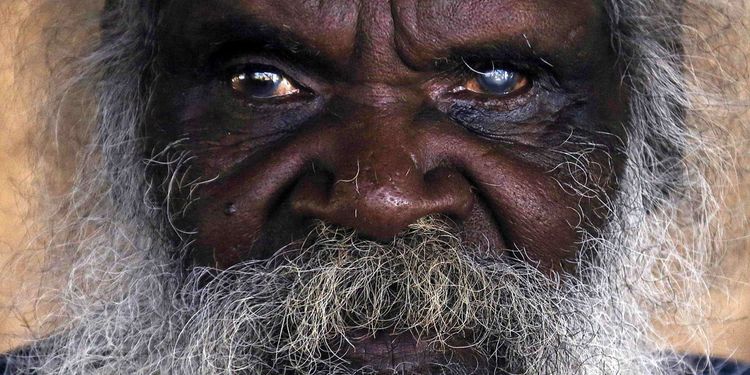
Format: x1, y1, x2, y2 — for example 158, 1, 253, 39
0, 350, 33, 375
0, 354, 9, 375
684, 355, 750, 375
0, 353, 17, 375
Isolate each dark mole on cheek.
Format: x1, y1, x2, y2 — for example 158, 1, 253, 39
224, 202, 238, 216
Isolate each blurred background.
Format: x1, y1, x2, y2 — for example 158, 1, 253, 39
0, 0, 748, 360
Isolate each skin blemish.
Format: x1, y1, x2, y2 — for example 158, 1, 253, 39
224, 202, 238, 216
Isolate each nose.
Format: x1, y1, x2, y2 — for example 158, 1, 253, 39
289, 111, 475, 240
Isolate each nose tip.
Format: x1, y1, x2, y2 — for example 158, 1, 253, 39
290, 165, 475, 240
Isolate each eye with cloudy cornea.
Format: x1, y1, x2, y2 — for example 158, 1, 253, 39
461, 67, 530, 97
228, 65, 302, 100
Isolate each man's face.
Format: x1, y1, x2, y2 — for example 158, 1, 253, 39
149, 0, 628, 270
143, 0, 632, 372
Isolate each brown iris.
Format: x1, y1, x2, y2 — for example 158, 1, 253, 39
230, 68, 300, 99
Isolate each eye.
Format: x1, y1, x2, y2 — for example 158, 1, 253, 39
229, 66, 301, 99
463, 68, 529, 97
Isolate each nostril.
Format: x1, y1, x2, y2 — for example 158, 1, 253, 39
423, 166, 475, 221
310, 160, 339, 199
289, 167, 336, 218
289, 162, 477, 241
423, 165, 461, 185
309, 167, 336, 197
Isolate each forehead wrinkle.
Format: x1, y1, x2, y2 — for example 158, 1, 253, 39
344, 0, 424, 84
168, 0, 361, 66
392, 0, 602, 68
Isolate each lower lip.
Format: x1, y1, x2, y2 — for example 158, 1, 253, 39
340, 330, 487, 373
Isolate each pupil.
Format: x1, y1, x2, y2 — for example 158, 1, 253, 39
233, 71, 282, 98
477, 69, 518, 94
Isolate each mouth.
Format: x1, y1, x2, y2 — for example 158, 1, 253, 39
339, 330, 500, 374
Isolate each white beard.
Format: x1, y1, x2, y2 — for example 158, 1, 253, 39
14, 0, 733, 374
14, 211, 708, 374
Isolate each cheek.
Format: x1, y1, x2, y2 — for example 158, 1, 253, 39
422, 132, 609, 271
146, 77, 326, 174
146, 74, 626, 272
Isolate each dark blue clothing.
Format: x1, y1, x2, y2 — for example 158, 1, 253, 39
0, 355, 11, 375
1, 353, 748, 374
683, 355, 750, 374
0, 356, 8, 375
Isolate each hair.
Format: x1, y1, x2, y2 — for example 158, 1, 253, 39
6, 0, 743, 374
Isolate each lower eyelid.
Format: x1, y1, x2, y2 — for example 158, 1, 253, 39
447, 86, 535, 111
445, 90, 577, 130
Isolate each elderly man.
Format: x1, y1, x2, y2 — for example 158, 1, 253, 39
0, 0, 747, 374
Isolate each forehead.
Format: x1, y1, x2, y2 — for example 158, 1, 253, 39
160, 0, 605, 68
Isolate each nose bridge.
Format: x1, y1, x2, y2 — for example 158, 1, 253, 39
325, 121, 438, 239
332, 104, 424, 198
340, 82, 423, 110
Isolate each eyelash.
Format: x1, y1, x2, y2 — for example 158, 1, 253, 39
212, 52, 562, 114
216, 61, 317, 108
439, 54, 535, 75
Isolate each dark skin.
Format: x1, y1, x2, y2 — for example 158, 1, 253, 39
149, 1, 627, 274
146, 0, 630, 370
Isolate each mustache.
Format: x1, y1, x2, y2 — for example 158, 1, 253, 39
177, 216, 581, 374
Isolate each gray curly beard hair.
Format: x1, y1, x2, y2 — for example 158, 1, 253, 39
9, 0, 736, 374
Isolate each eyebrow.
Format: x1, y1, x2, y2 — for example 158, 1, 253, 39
186, 16, 344, 78
431, 43, 560, 74
176, 12, 575, 80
